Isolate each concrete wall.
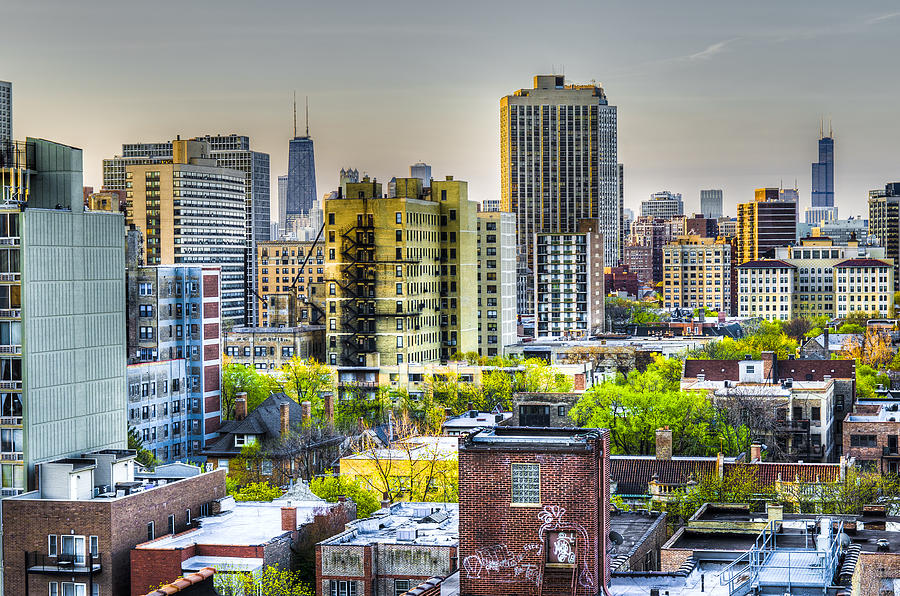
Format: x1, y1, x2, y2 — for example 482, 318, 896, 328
23, 208, 126, 477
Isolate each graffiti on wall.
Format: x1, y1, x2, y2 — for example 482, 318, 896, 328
463, 505, 596, 592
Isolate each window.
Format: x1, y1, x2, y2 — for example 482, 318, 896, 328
147, 522, 155, 541
395, 212, 402, 224
329, 581, 357, 596
511, 463, 540, 504
394, 580, 411, 596
49, 583, 59, 596
168, 514, 176, 535
60, 535, 85, 565
186, 509, 192, 526
48, 534, 58, 556
328, 213, 335, 225
557, 406, 566, 418
89, 536, 98, 557
92, 586, 98, 596
396, 336, 403, 348
519, 405, 550, 426
61, 584, 86, 596
850, 435, 877, 448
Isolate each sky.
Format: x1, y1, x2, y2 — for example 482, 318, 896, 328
5, 0, 900, 220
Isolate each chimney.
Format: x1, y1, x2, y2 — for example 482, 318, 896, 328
301, 400, 312, 425
444, 408, 453, 418
234, 393, 248, 421
280, 402, 290, 436
655, 427, 673, 460
323, 393, 334, 426
823, 328, 830, 351
281, 506, 297, 532
750, 443, 762, 462
761, 351, 776, 381
358, 417, 366, 433
381, 491, 391, 510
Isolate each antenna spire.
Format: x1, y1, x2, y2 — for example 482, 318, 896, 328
293, 91, 297, 138
829, 119, 833, 138
819, 117, 823, 138
305, 96, 309, 137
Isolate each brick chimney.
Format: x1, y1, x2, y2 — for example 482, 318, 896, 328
300, 401, 312, 425
280, 402, 290, 436
761, 351, 776, 382
234, 393, 248, 421
381, 491, 391, 510
281, 506, 297, 532
655, 427, 673, 460
750, 443, 763, 462
358, 417, 366, 433
323, 393, 334, 426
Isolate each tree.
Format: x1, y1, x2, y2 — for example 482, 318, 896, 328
781, 318, 813, 341
309, 473, 381, 518
655, 466, 773, 525
346, 413, 458, 503
857, 364, 889, 399
335, 385, 391, 431
837, 322, 866, 335
227, 443, 266, 488
270, 423, 347, 482
127, 425, 157, 469
279, 357, 334, 414
222, 358, 281, 419
709, 385, 790, 460
840, 328, 893, 369
843, 310, 879, 327
570, 357, 716, 456
215, 565, 313, 596
231, 481, 282, 502
513, 358, 574, 393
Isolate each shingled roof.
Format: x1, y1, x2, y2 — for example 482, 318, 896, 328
737, 259, 796, 269
204, 392, 303, 456
834, 258, 892, 268
610, 456, 720, 495
724, 462, 842, 485
682, 358, 854, 381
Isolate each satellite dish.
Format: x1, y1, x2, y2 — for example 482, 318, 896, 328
609, 531, 624, 546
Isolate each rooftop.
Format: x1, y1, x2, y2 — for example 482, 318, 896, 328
320, 502, 458, 547
442, 410, 511, 430
341, 435, 459, 462
461, 426, 605, 451
137, 497, 329, 549
846, 400, 900, 422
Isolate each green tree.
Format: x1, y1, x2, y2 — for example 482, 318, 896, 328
857, 364, 889, 399
279, 357, 334, 415
215, 565, 313, 596
843, 310, 880, 327
335, 385, 391, 431
309, 473, 381, 517
655, 466, 773, 525
513, 358, 574, 393
127, 425, 157, 469
837, 322, 866, 335
222, 358, 281, 419
232, 481, 282, 502
570, 357, 715, 456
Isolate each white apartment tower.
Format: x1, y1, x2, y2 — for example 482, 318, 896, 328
477, 211, 517, 356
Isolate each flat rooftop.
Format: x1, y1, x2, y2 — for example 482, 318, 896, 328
442, 411, 511, 429
137, 499, 329, 549
462, 426, 603, 449
320, 502, 457, 547
847, 400, 900, 422
609, 510, 666, 569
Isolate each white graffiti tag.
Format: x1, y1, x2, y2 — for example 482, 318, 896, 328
552, 531, 577, 564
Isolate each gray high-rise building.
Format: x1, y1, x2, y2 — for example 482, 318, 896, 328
103, 135, 270, 325
277, 174, 288, 231
285, 104, 317, 230
641, 191, 684, 220
0, 81, 10, 145
0, 137, 127, 492
501, 75, 620, 273
410, 162, 432, 188
700, 189, 723, 219
812, 129, 835, 208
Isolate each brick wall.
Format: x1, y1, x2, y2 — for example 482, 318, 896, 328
3, 469, 226, 596
458, 430, 608, 596
843, 417, 900, 472
659, 548, 693, 572
852, 551, 900, 594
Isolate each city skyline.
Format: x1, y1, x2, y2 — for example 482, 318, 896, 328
5, 1, 900, 220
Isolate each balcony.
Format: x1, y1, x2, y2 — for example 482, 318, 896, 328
0, 451, 23, 461
0, 381, 21, 390
0, 416, 21, 426
26, 552, 102, 575
776, 419, 810, 433
0, 345, 21, 355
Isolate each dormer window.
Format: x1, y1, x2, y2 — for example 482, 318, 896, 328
234, 434, 258, 448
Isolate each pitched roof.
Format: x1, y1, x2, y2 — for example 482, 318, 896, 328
724, 462, 842, 485
610, 456, 720, 495
834, 258, 892, 268
204, 393, 303, 456
683, 358, 854, 381
737, 259, 796, 269
682, 360, 740, 381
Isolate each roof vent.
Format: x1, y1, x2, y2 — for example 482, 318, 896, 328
397, 528, 417, 541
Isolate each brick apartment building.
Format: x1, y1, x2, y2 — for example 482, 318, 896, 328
133, 498, 355, 596
1, 451, 226, 596
316, 501, 458, 596
843, 395, 900, 474
510, 393, 581, 427
458, 427, 611, 596
682, 353, 855, 460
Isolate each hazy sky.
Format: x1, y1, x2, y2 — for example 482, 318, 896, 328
5, 0, 900, 219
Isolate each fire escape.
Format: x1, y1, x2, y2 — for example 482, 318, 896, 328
338, 207, 377, 366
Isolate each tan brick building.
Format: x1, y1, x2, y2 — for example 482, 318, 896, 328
257, 239, 325, 327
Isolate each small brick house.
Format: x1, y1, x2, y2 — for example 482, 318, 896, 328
1, 450, 226, 596
316, 502, 458, 596
458, 426, 611, 596
511, 393, 581, 427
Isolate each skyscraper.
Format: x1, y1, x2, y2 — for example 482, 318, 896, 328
501, 75, 619, 291
641, 191, 684, 219
103, 135, 270, 325
0, 81, 10, 145
700, 189, 723, 219
410, 162, 432, 188
812, 127, 835, 208
868, 183, 900, 290
737, 188, 797, 263
285, 97, 317, 231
